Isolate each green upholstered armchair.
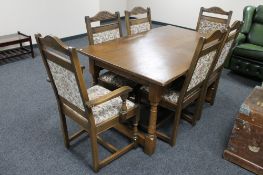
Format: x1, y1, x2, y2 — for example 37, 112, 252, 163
226, 5, 263, 80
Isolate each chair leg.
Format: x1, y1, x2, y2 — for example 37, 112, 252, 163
195, 90, 207, 122
89, 129, 100, 173
133, 108, 140, 148
206, 76, 220, 106
209, 77, 220, 106
170, 108, 182, 146
59, 112, 70, 149
191, 96, 204, 126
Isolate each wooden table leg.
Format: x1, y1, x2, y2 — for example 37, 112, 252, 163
89, 58, 100, 85
144, 84, 163, 155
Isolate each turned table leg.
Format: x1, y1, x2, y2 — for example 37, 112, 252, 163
144, 84, 163, 155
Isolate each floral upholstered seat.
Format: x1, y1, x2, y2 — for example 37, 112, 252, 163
99, 72, 136, 88
140, 85, 180, 104
88, 85, 135, 125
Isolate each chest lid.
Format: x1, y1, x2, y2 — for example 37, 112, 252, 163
239, 86, 263, 125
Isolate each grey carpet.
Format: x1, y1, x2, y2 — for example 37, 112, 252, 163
0, 22, 260, 175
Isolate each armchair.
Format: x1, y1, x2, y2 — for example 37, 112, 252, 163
226, 5, 263, 80
35, 34, 140, 172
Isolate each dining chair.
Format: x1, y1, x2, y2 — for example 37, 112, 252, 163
140, 30, 227, 146
85, 11, 137, 90
205, 21, 243, 106
196, 7, 232, 35
125, 7, 152, 35
35, 34, 140, 172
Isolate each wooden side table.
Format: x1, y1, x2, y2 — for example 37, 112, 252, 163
224, 86, 263, 175
0, 31, 34, 60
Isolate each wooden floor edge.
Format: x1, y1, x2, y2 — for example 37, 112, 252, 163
223, 150, 263, 175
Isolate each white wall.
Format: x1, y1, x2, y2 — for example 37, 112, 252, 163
1, 0, 99, 42
0, 0, 129, 44
127, 0, 263, 29
100, 0, 127, 16
3, 0, 260, 45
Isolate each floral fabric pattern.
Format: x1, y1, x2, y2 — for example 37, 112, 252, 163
214, 40, 234, 70
87, 85, 135, 125
93, 29, 120, 44
99, 72, 136, 88
198, 19, 227, 35
187, 51, 216, 91
140, 86, 179, 104
162, 89, 180, 104
47, 60, 85, 111
131, 22, 151, 35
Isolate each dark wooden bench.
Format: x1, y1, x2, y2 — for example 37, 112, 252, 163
0, 31, 34, 60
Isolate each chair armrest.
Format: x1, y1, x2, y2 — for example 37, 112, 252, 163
86, 86, 132, 108
235, 33, 246, 45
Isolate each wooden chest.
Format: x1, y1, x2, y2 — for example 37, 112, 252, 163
224, 86, 263, 175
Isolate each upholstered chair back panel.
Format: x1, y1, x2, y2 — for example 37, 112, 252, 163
247, 6, 263, 46
187, 51, 217, 91
254, 5, 263, 23
198, 19, 227, 35
47, 60, 85, 111
93, 28, 120, 44
130, 22, 151, 35
214, 39, 234, 70
247, 23, 263, 46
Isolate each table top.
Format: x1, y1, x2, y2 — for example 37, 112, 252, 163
80, 25, 201, 86
0, 33, 29, 45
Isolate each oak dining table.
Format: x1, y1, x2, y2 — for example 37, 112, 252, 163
79, 25, 201, 155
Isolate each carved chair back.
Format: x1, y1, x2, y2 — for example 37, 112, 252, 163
125, 7, 152, 35
196, 7, 232, 35
85, 11, 123, 45
178, 30, 227, 103
214, 21, 243, 72
35, 34, 90, 117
